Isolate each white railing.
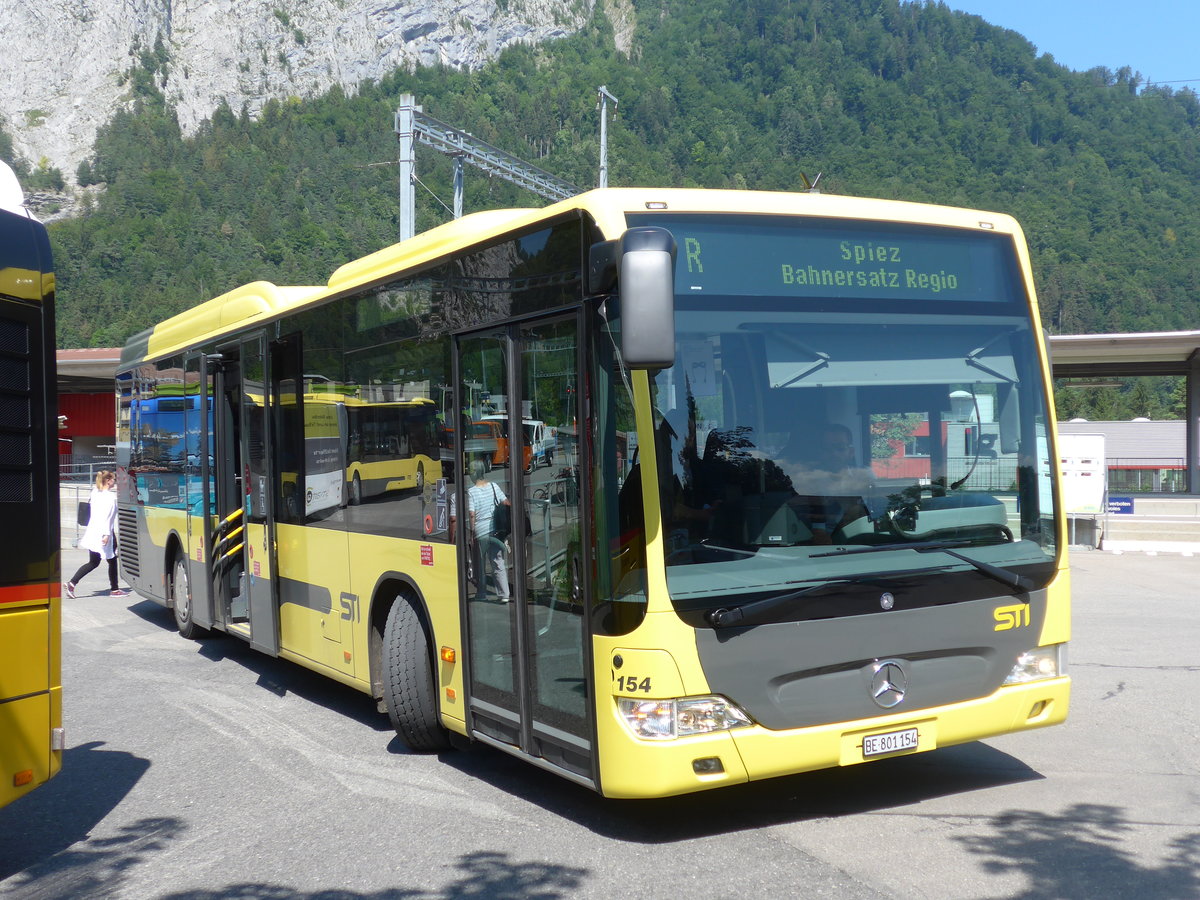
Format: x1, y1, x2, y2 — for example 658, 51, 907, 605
59, 455, 115, 484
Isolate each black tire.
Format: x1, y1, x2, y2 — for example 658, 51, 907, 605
171, 551, 205, 640
382, 594, 451, 751
350, 472, 362, 505
415, 461, 425, 491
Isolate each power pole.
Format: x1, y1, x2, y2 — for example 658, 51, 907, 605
596, 85, 618, 189
395, 95, 420, 242
395, 94, 579, 242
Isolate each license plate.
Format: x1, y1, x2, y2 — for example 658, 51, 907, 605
863, 727, 919, 758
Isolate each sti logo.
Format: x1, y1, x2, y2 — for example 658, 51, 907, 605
993, 603, 1031, 632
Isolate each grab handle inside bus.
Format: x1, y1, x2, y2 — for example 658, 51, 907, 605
614, 226, 677, 370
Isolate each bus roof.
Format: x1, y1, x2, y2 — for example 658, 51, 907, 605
123, 282, 327, 366
123, 187, 1024, 366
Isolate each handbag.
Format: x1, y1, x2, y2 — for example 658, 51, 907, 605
491, 484, 511, 540
77, 500, 91, 526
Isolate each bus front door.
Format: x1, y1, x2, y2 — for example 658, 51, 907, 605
213, 334, 280, 655
456, 314, 592, 786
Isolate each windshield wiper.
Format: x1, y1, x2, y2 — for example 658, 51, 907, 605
925, 547, 1034, 595
812, 540, 1034, 596
706, 579, 856, 628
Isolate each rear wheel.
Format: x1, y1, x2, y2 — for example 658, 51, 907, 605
382, 594, 451, 751
171, 551, 205, 640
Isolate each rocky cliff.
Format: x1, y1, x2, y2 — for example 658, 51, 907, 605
2, 0, 626, 182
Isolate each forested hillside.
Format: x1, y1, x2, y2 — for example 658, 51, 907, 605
6, 0, 1200, 370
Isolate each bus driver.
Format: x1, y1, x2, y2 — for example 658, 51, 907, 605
781, 423, 873, 544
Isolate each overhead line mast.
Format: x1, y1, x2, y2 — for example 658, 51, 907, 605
596, 85, 618, 190
394, 94, 581, 241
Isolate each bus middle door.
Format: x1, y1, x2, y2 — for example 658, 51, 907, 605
213, 334, 281, 655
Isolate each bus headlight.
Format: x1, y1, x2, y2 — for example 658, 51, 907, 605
617, 696, 753, 740
1003, 644, 1065, 684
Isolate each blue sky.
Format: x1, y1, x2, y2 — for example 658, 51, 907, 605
947, 0, 1200, 88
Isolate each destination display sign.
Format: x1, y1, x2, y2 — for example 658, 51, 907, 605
631, 214, 1019, 304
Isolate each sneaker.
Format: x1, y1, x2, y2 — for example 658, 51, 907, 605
65, 582, 76, 599
110, 589, 131, 598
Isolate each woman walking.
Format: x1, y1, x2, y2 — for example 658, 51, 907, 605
66, 470, 129, 598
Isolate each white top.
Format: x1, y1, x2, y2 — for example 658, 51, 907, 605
79, 487, 118, 558
467, 481, 506, 536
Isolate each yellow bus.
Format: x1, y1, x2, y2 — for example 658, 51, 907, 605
344, 395, 441, 503
0, 160, 63, 808
116, 188, 1069, 798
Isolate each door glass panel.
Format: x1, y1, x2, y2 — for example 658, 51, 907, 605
182, 355, 208, 517
460, 333, 517, 707
242, 338, 268, 524
520, 317, 586, 737
270, 336, 304, 525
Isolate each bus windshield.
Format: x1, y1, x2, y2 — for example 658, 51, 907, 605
635, 214, 1058, 624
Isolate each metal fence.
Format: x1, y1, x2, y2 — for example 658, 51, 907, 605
1106, 458, 1187, 494
59, 456, 115, 547
60, 455, 115, 484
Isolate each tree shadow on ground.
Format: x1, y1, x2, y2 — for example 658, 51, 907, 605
0, 740, 160, 896
954, 802, 1200, 900
155, 849, 588, 899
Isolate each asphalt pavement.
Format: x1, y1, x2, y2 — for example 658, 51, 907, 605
0, 539, 1196, 899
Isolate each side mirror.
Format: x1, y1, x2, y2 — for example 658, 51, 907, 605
616, 227, 676, 369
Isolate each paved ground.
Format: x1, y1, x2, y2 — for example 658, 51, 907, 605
0, 541, 1196, 899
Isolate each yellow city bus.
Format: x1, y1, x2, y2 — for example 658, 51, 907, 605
0, 160, 63, 808
344, 395, 442, 503
116, 188, 1069, 798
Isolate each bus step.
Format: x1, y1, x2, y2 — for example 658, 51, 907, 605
229, 574, 248, 622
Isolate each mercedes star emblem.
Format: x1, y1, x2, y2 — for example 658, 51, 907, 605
871, 659, 908, 708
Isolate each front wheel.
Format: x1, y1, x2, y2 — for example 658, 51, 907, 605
381, 594, 451, 751
171, 551, 205, 640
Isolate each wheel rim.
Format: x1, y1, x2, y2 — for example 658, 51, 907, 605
351, 473, 361, 504
174, 559, 190, 623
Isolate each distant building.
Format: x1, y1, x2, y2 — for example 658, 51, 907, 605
57, 348, 121, 471
1057, 420, 1186, 493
